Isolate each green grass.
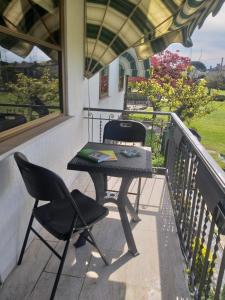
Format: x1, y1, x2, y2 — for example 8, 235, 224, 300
0, 92, 17, 103
211, 89, 225, 96
128, 101, 225, 169
189, 101, 225, 169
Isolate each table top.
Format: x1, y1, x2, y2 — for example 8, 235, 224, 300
67, 142, 152, 178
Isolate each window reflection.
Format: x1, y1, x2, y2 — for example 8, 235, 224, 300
0, 0, 60, 45
0, 34, 61, 133
99, 66, 109, 98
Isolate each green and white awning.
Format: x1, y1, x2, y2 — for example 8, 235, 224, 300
0, 1, 224, 78
85, 0, 225, 78
119, 48, 151, 78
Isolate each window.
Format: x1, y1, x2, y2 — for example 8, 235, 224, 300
119, 66, 124, 91
99, 66, 109, 98
0, 0, 63, 138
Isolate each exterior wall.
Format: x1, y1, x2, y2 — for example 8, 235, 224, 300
0, 0, 124, 282
87, 59, 124, 110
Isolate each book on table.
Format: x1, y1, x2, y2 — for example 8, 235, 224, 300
77, 148, 117, 163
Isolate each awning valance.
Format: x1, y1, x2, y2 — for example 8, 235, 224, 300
119, 48, 151, 78
85, 0, 225, 78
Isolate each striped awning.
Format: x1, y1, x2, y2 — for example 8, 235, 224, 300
0, 0, 59, 60
119, 48, 151, 78
85, 0, 225, 78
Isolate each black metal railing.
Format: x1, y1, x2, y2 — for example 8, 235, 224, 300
166, 113, 225, 299
0, 103, 60, 119
84, 107, 225, 299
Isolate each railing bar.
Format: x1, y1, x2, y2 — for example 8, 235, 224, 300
214, 245, 225, 299
182, 152, 195, 243
83, 107, 170, 116
190, 198, 205, 286
0, 103, 60, 109
175, 147, 185, 218
186, 187, 198, 257
198, 211, 216, 298
91, 114, 94, 142
178, 145, 191, 225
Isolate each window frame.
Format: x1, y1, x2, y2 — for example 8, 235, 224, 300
0, 0, 65, 143
99, 65, 109, 99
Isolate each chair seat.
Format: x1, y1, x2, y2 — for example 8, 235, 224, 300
34, 189, 108, 240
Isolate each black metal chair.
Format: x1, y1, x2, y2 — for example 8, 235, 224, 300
103, 120, 146, 213
14, 152, 109, 300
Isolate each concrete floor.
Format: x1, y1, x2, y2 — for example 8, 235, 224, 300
0, 173, 190, 300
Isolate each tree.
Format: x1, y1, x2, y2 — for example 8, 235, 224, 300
7, 68, 59, 106
150, 50, 191, 86
132, 51, 216, 123
131, 78, 165, 111
163, 76, 214, 123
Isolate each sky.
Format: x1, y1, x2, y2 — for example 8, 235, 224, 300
168, 3, 225, 68
0, 46, 49, 63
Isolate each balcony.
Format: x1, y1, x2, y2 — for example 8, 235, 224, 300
0, 107, 225, 300
0, 174, 190, 300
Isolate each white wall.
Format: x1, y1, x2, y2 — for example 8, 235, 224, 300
86, 59, 124, 110
0, 0, 124, 282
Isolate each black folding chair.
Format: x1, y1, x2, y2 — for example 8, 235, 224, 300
14, 152, 109, 300
103, 120, 146, 214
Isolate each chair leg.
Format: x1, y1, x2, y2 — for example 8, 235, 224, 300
86, 229, 109, 266
134, 177, 141, 214
18, 213, 35, 265
50, 238, 71, 300
103, 173, 108, 192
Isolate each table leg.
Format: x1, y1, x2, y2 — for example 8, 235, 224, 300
88, 173, 140, 256
89, 172, 105, 204
117, 177, 139, 256
124, 196, 141, 222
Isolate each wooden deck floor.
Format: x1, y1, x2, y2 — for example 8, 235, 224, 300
0, 173, 190, 300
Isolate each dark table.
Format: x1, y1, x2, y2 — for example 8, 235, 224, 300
68, 142, 152, 255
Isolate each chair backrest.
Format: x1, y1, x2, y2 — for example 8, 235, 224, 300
14, 152, 71, 203
103, 120, 146, 145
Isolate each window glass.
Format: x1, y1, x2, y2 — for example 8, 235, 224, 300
99, 66, 109, 98
0, 1, 62, 134
119, 66, 124, 91
0, 0, 60, 45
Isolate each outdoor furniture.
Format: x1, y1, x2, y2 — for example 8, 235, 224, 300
0, 113, 26, 132
68, 142, 152, 255
14, 152, 109, 300
103, 120, 146, 214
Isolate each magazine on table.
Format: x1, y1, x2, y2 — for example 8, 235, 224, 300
77, 148, 117, 163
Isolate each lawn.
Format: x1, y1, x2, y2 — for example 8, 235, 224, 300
0, 91, 17, 103
189, 101, 225, 169
128, 101, 225, 169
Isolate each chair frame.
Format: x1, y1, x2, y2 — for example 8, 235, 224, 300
14, 152, 108, 300
103, 120, 146, 214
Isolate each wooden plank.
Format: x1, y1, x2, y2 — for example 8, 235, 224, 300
81, 224, 190, 300
149, 177, 167, 207
138, 178, 156, 207
30, 272, 83, 300
45, 238, 92, 278
0, 239, 57, 300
